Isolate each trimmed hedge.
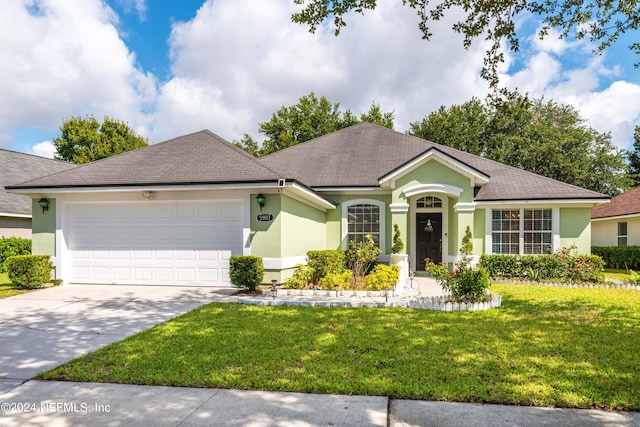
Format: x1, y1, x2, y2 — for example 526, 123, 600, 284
0, 237, 31, 273
365, 264, 400, 291
592, 246, 640, 270
307, 250, 345, 284
229, 256, 264, 292
5, 255, 52, 289
480, 251, 604, 283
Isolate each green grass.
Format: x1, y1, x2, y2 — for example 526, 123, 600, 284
0, 272, 30, 299
604, 268, 634, 281
38, 284, 640, 410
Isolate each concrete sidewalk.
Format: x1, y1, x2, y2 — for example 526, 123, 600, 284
1, 380, 638, 427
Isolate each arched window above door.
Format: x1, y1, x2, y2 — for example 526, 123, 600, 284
416, 196, 442, 208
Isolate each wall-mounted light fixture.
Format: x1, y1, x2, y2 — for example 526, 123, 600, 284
38, 198, 49, 214
142, 191, 153, 200
256, 193, 265, 211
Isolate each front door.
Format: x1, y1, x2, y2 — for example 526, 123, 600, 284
417, 212, 442, 270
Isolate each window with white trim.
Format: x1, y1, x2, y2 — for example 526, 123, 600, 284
618, 222, 628, 246
492, 208, 553, 255
492, 209, 520, 254
524, 209, 552, 254
346, 203, 381, 246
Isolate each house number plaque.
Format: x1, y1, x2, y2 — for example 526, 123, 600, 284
256, 213, 274, 222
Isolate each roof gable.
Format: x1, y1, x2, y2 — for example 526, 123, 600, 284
592, 187, 640, 219
378, 147, 490, 189
8, 130, 288, 190
0, 150, 76, 216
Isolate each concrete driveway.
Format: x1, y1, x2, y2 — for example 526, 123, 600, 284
0, 284, 237, 394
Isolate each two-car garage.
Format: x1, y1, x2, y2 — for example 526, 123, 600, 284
66, 201, 243, 286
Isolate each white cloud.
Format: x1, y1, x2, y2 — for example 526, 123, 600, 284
152, 0, 492, 143
0, 0, 156, 148
29, 140, 56, 159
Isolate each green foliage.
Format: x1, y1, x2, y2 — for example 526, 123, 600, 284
391, 224, 404, 254
480, 245, 605, 283
628, 126, 640, 186
234, 92, 395, 156
53, 115, 148, 164
425, 259, 490, 303
0, 237, 31, 273
409, 92, 631, 195
292, 0, 640, 88
5, 255, 52, 289
285, 264, 314, 289
365, 264, 400, 291
460, 226, 473, 257
592, 246, 640, 270
318, 270, 353, 290
229, 256, 264, 292
345, 235, 381, 282
307, 250, 345, 284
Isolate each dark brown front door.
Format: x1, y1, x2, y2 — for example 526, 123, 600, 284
417, 213, 442, 270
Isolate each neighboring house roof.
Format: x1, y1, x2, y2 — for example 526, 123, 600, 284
591, 187, 640, 219
0, 149, 76, 216
261, 123, 607, 201
8, 130, 289, 189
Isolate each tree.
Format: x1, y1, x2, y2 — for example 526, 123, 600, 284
53, 116, 148, 164
409, 92, 632, 195
235, 92, 395, 156
292, 0, 640, 87
628, 126, 640, 187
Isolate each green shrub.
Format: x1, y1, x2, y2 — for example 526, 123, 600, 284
319, 270, 353, 290
365, 264, 400, 291
0, 237, 31, 273
592, 246, 640, 270
391, 224, 404, 254
229, 256, 264, 292
5, 255, 52, 289
480, 246, 604, 283
285, 264, 313, 289
307, 250, 345, 284
345, 235, 381, 281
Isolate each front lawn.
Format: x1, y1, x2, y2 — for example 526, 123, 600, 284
0, 272, 30, 299
38, 284, 640, 410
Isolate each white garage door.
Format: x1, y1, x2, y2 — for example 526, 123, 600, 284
68, 202, 243, 286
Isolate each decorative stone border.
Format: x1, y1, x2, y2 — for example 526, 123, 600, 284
261, 289, 398, 298
492, 279, 640, 290
239, 293, 502, 311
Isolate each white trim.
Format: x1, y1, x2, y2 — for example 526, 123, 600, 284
476, 199, 608, 206
285, 182, 336, 211
313, 187, 384, 193
7, 182, 283, 195
0, 212, 31, 218
341, 199, 386, 253
454, 202, 477, 212
403, 183, 464, 198
242, 193, 251, 256
592, 213, 640, 221
263, 256, 308, 270
378, 149, 489, 188
390, 203, 410, 213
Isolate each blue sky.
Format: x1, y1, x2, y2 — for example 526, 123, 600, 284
1, 0, 639, 158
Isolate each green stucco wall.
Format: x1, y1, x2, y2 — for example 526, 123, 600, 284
391, 161, 474, 204
250, 193, 282, 258
473, 209, 485, 256
281, 196, 326, 257
31, 198, 56, 256
560, 207, 592, 254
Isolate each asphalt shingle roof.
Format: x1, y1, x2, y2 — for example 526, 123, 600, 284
261, 123, 607, 201
591, 187, 640, 219
9, 130, 288, 189
0, 150, 76, 216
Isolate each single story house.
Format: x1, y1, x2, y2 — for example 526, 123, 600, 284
591, 187, 640, 246
0, 149, 75, 238
7, 123, 609, 286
